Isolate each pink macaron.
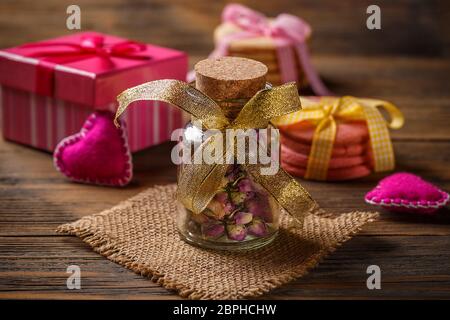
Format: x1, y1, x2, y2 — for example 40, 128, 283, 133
279, 120, 369, 146
281, 145, 367, 169
281, 134, 368, 157
282, 161, 372, 181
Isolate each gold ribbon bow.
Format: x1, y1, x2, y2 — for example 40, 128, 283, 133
115, 80, 317, 226
273, 96, 404, 180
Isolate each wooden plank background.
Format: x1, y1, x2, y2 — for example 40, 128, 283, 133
0, 0, 449, 299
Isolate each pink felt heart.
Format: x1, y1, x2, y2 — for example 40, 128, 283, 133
54, 111, 132, 186
365, 172, 449, 214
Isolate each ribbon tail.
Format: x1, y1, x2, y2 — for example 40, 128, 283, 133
177, 132, 230, 214
208, 37, 231, 59
177, 161, 229, 214
245, 164, 318, 226
275, 42, 299, 83
242, 129, 317, 226
304, 117, 336, 180
362, 105, 396, 172
295, 43, 332, 96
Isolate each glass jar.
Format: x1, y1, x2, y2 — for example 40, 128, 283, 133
113, 56, 310, 251
175, 57, 284, 251
176, 105, 282, 251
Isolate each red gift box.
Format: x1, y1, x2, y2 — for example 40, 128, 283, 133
0, 31, 188, 152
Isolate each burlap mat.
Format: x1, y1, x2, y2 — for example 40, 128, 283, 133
57, 184, 378, 299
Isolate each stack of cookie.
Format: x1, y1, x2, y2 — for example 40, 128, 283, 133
279, 120, 374, 181
213, 22, 308, 88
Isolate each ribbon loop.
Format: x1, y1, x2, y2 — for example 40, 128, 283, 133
22, 35, 151, 62
357, 98, 405, 129
222, 4, 270, 35
270, 13, 311, 43
116, 80, 229, 130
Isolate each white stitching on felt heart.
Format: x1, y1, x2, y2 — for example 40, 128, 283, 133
365, 192, 449, 209
364, 173, 449, 212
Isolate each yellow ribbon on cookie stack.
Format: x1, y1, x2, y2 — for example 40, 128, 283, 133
273, 96, 404, 180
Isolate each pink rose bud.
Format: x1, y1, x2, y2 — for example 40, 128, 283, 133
202, 222, 225, 238
230, 191, 246, 204
226, 224, 247, 241
206, 199, 226, 220
246, 191, 256, 199
247, 218, 268, 237
246, 196, 273, 222
215, 192, 228, 204
226, 165, 241, 181
190, 213, 210, 224
224, 202, 236, 214
234, 212, 253, 225
238, 178, 253, 193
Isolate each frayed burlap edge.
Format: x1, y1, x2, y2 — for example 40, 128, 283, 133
57, 184, 379, 300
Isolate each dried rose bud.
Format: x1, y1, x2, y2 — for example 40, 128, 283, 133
226, 164, 242, 181
234, 211, 253, 225
224, 201, 236, 214
230, 191, 246, 204
215, 192, 228, 204
225, 164, 235, 175
247, 218, 268, 237
246, 194, 273, 222
226, 224, 247, 241
202, 222, 225, 238
245, 191, 256, 199
238, 178, 253, 193
190, 212, 210, 224
206, 199, 226, 220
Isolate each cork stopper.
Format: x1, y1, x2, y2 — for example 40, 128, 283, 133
195, 57, 268, 101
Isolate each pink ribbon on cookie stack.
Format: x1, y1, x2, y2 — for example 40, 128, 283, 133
188, 3, 331, 96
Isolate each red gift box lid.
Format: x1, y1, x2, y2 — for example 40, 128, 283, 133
0, 31, 188, 107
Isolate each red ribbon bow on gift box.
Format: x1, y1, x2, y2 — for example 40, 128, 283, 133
20, 34, 151, 96
22, 34, 150, 63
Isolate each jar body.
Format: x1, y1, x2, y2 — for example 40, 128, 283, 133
176, 121, 281, 251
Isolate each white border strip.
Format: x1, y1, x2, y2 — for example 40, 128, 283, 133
0, 51, 39, 65
0, 51, 96, 78
54, 65, 96, 79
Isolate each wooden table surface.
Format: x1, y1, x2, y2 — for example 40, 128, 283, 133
1, 0, 449, 299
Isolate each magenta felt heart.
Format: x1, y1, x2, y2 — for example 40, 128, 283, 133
365, 172, 449, 214
54, 111, 132, 186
